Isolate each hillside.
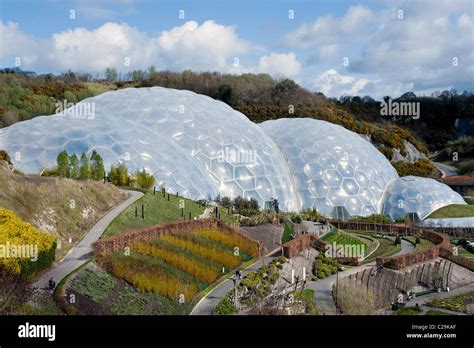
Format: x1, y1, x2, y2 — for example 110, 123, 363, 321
0, 160, 127, 259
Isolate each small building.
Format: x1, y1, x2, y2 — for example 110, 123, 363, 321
442, 175, 474, 196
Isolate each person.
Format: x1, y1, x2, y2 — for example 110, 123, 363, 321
48, 277, 56, 290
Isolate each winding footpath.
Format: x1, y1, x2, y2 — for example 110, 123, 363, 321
32, 189, 143, 290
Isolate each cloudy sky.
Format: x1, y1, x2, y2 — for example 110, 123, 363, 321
0, 0, 473, 98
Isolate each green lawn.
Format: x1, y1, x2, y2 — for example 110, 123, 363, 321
321, 230, 367, 252
403, 236, 433, 251
353, 231, 401, 264
428, 204, 474, 219
103, 190, 206, 237
396, 306, 421, 315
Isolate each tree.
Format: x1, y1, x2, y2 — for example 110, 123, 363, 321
108, 163, 129, 186
56, 150, 70, 178
135, 168, 155, 189
79, 152, 91, 179
105, 67, 118, 82
90, 150, 105, 180
69, 153, 79, 179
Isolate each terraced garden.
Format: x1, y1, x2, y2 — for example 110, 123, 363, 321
72, 228, 258, 314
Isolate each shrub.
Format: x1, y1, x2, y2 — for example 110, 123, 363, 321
0, 208, 56, 277
196, 229, 258, 257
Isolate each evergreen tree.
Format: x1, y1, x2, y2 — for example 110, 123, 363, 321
69, 153, 79, 179
90, 150, 105, 181
56, 150, 70, 178
79, 152, 91, 179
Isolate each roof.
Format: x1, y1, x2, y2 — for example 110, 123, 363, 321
443, 175, 474, 186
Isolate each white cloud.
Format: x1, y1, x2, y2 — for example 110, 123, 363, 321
157, 20, 249, 70
0, 20, 249, 73
258, 52, 301, 78
283, 5, 374, 48
311, 69, 414, 99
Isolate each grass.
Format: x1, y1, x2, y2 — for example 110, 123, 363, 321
396, 306, 421, 315
425, 291, 474, 313
428, 204, 474, 219
356, 231, 401, 264
0, 161, 126, 259
69, 264, 191, 315
294, 288, 319, 315
321, 230, 367, 256
425, 309, 455, 315
403, 236, 433, 251
102, 189, 205, 237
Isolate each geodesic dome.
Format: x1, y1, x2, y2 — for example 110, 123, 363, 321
259, 118, 399, 217
382, 176, 467, 220
0, 87, 298, 211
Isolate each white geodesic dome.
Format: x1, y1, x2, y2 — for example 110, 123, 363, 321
259, 118, 399, 217
0, 87, 298, 211
382, 176, 466, 220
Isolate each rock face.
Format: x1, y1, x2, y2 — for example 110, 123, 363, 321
392, 140, 427, 163
338, 258, 474, 309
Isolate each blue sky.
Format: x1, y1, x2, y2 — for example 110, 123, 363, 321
1, 0, 473, 98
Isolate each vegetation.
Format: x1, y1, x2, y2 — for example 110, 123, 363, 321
69, 265, 190, 314
334, 281, 375, 315
396, 306, 422, 315
0, 208, 56, 276
428, 204, 474, 219
217, 195, 260, 216
99, 253, 198, 303
321, 230, 367, 250
313, 253, 339, 279
361, 234, 402, 264
45, 149, 105, 180
0, 160, 126, 259
213, 291, 238, 315
425, 291, 474, 313
102, 189, 205, 238
393, 159, 440, 178
196, 229, 258, 257
403, 236, 433, 251
349, 214, 392, 224
293, 289, 319, 315
281, 218, 294, 244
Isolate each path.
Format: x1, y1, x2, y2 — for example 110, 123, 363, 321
432, 162, 457, 177
191, 251, 280, 315
32, 189, 144, 290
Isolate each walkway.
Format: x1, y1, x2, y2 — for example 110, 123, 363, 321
32, 189, 144, 290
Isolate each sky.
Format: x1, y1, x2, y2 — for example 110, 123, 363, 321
0, 0, 473, 99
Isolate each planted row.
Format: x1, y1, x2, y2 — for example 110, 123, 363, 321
160, 234, 241, 269
133, 241, 220, 283
98, 254, 198, 302
196, 229, 258, 257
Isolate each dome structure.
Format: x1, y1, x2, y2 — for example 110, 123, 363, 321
382, 176, 466, 221
259, 118, 399, 217
1, 87, 466, 219
0, 87, 298, 211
